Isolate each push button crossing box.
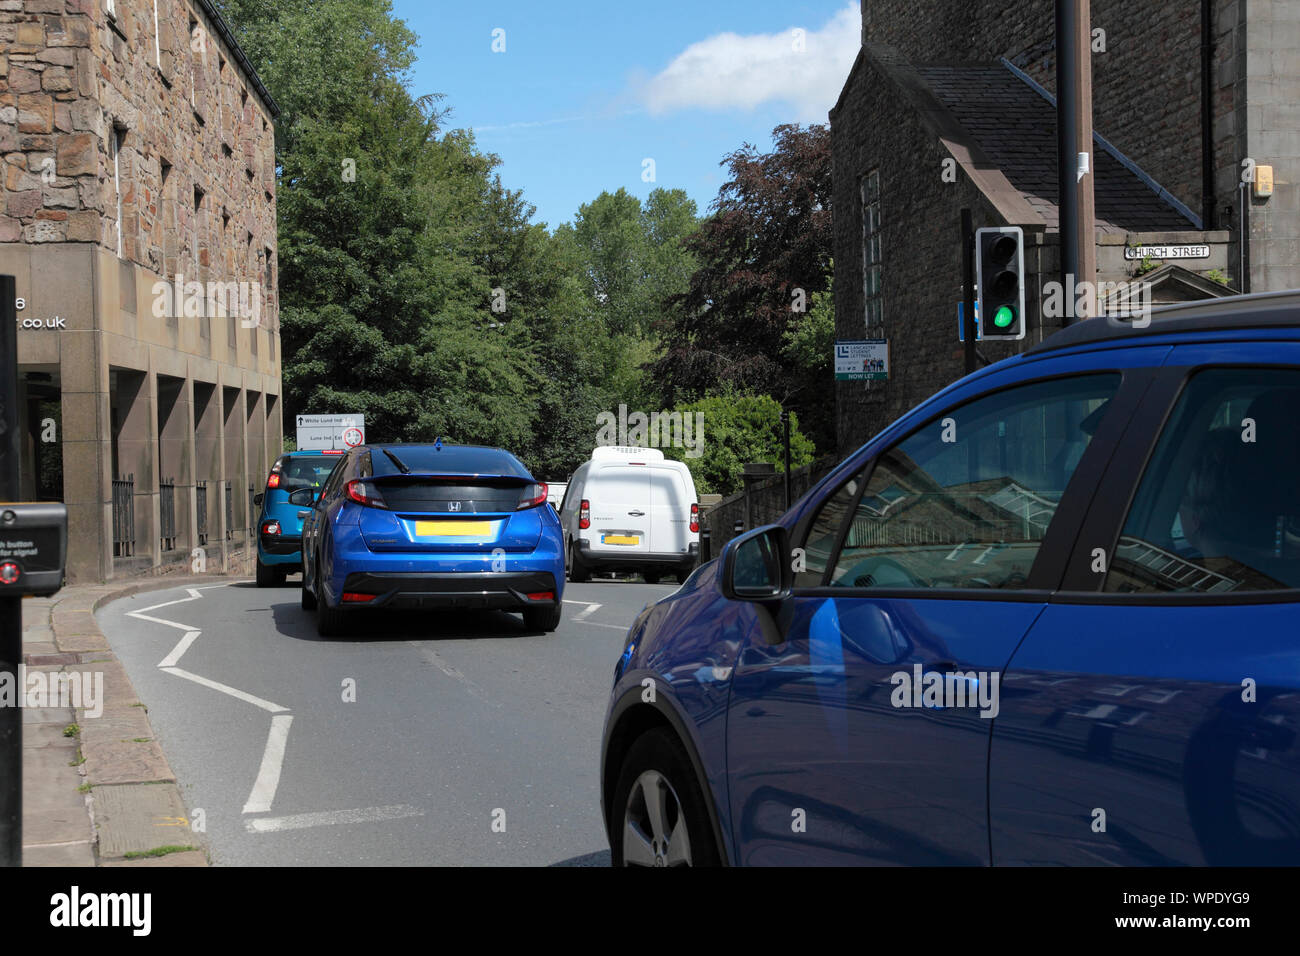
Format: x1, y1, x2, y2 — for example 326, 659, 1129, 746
0, 502, 67, 596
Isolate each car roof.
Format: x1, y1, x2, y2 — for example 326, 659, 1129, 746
1028, 288, 1300, 355
362, 443, 531, 479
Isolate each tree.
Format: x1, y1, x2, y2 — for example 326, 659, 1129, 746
654, 124, 833, 451
661, 393, 815, 497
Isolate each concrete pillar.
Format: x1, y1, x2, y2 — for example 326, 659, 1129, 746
157, 374, 191, 558
60, 329, 109, 584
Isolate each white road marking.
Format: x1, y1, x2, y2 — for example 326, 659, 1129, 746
242, 714, 294, 814
244, 804, 424, 834
576, 620, 629, 631
406, 643, 496, 706
563, 600, 602, 622
160, 666, 289, 713
157, 629, 201, 669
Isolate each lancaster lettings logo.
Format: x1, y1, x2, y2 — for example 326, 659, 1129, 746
50, 887, 151, 936
0, 666, 102, 718
890, 663, 1000, 719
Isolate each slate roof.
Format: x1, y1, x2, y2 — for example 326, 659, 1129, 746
914, 64, 1195, 234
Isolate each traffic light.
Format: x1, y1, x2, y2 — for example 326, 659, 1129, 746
975, 226, 1026, 340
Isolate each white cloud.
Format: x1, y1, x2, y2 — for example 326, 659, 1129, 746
640, 3, 861, 123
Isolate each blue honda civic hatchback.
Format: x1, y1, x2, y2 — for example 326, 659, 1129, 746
300, 443, 564, 637
601, 291, 1300, 866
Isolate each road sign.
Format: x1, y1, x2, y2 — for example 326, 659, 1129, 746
834, 339, 889, 381
296, 414, 365, 451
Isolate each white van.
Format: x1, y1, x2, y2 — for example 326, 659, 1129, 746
546, 481, 568, 512
559, 446, 699, 584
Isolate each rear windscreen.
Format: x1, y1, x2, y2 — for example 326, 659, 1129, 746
282, 457, 338, 490
373, 477, 528, 513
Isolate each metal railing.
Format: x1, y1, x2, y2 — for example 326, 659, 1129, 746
224, 480, 233, 541
196, 481, 209, 546
160, 477, 177, 552
248, 483, 257, 535
112, 474, 135, 557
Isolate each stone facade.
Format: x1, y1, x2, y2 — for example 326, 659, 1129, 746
0, 0, 282, 583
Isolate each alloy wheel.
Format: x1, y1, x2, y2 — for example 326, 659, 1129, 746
621, 769, 693, 867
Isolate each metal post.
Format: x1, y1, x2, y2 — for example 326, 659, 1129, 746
700, 528, 711, 564
1056, 0, 1080, 320
781, 410, 791, 510
961, 208, 977, 374
0, 275, 22, 866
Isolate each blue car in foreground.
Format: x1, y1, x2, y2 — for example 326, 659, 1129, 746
299, 443, 564, 637
601, 290, 1300, 866
255, 450, 346, 586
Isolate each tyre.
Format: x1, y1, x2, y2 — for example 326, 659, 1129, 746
611, 727, 720, 867
568, 544, 590, 583
522, 603, 562, 632
316, 598, 347, 637
255, 557, 277, 587
642, 571, 661, 585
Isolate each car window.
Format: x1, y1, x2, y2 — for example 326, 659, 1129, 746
281, 456, 337, 492
794, 468, 866, 587
319, 454, 351, 501
827, 374, 1121, 590
1105, 367, 1300, 593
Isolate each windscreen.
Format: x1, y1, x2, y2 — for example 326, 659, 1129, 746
372, 476, 530, 513
281, 456, 338, 491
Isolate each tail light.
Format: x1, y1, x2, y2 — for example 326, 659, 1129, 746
342, 592, 376, 603
261, 520, 281, 536
690, 503, 699, 534
526, 591, 554, 602
345, 479, 388, 509
267, 461, 283, 489
516, 482, 548, 510
579, 499, 590, 530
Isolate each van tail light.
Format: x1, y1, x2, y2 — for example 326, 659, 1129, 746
345, 479, 388, 509
690, 503, 699, 534
516, 482, 548, 510
579, 499, 590, 530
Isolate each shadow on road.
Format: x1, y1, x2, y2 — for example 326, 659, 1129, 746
549, 849, 612, 867
264, 587, 546, 644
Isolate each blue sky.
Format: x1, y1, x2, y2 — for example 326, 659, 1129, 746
393, 0, 861, 229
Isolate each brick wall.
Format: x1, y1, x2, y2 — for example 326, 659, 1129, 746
861, 0, 1206, 219
1, 0, 277, 317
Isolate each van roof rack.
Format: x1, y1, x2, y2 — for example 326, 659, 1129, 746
1028, 289, 1300, 355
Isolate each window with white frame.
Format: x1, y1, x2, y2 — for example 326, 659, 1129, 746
861, 170, 883, 328
111, 126, 125, 258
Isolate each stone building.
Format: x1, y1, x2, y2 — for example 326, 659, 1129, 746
831, 0, 1297, 452
0, 0, 282, 582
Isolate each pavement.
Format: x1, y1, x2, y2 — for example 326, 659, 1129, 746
20, 574, 242, 867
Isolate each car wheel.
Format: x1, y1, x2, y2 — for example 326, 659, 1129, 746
522, 603, 562, 632
642, 571, 661, 585
611, 728, 720, 867
255, 557, 277, 588
568, 545, 590, 583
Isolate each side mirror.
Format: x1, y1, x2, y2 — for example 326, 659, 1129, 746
720, 524, 793, 603
287, 487, 316, 506
253, 492, 264, 507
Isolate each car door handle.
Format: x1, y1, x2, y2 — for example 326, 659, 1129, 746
628, 510, 645, 517
297, 510, 311, 519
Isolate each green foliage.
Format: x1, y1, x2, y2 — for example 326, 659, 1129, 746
1204, 268, 1231, 287
661, 393, 815, 497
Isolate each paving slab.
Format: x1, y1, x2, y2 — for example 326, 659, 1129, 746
102, 850, 207, 867
23, 842, 96, 867
93, 783, 193, 859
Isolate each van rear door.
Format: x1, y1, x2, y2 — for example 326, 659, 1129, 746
647, 465, 692, 556
588, 465, 651, 554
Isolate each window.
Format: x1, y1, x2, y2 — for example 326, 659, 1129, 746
860, 170, 882, 329
794, 470, 865, 587
1105, 368, 1300, 594
111, 126, 125, 257
107, 0, 117, 20
152, 0, 160, 66
825, 375, 1121, 590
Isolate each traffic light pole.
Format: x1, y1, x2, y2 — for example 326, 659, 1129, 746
962, 208, 977, 375
1056, 0, 1096, 323
0, 276, 21, 867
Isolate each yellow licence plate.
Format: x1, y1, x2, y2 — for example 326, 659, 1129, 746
603, 534, 640, 545
415, 520, 495, 537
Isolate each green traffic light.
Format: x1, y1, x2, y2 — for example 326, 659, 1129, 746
993, 305, 1016, 328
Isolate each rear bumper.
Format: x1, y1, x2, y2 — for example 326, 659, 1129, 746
259, 533, 302, 558
576, 540, 698, 571
335, 571, 560, 611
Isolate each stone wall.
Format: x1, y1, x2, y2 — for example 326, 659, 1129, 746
1, 0, 278, 321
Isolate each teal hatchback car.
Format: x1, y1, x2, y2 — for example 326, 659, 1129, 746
254, 450, 345, 586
